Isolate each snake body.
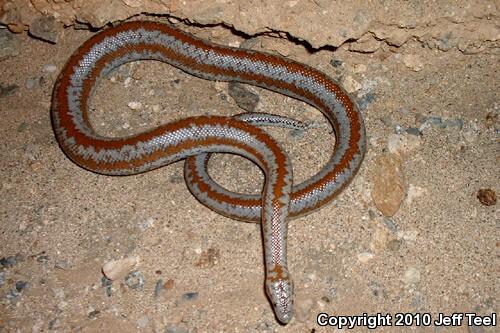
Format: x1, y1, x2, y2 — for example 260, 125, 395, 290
51, 21, 366, 324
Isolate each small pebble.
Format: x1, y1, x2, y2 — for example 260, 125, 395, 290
37, 255, 50, 263
387, 239, 402, 251
0, 272, 5, 286
352, 63, 367, 73
138, 217, 155, 231
0, 84, 19, 98
403, 267, 420, 286
228, 83, 259, 112
26, 77, 42, 90
406, 184, 427, 205
406, 127, 422, 136
151, 104, 161, 113
368, 281, 382, 297
0, 256, 18, 268
0, 29, 20, 60
342, 75, 362, 93
101, 276, 113, 288
6, 288, 20, 299
136, 315, 149, 329
55, 260, 71, 269
18, 221, 28, 231
358, 93, 375, 110
127, 101, 143, 110
101, 276, 113, 297
383, 217, 398, 232
477, 189, 496, 206
102, 257, 138, 280
154, 279, 164, 298
163, 279, 175, 290
182, 291, 199, 301
15, 280, 28, 292
403, 54, 424, 72
29, 15, 61, 43
88, 309, 100, 318
371, 153, 406, 217
123, 77, 133, 88
398, 230, 418, 242
357, 252, 374, 263
43, 64, 57, 72
125, 270, 145, 290
370, 227, 392, 252
320, 295, 331, 303
427, 116, 445, 127
394, 124, 405, 134
462, 122, 481, 143
444, 118, 464, 129
330, 58, 343, 67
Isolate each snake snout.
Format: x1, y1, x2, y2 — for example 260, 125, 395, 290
266, 276, 294, 324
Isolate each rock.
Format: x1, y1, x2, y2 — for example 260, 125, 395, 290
138, 217, 155, 231
352, 63, 367, 73
358, 93, 376, 110
163, 279, 175, 290
371, 153, 406, 217
0, 256, 18, 268
0, 84, 19, 98
405, 127, 422, 136
397, 230, 418, 242
37, 255, 50, 263
26, 77, 42, 90
387, 239, 402, 251
228, 83, 259, 112
127, 101, 143, 110
195, 248, 220, 268
370, 227, 393, 253
136, 315, 149, 328
357, 252, 374, 263
154, 279, 164, 298
402, 267, 420, 286
43, 64, 57, 72
349, 34, 381, 53
403, 54, 424, 72
477, 189, 496, 206
382, 217, 398, 232
0, 29, 19, 60
125, 270, 145, 290
29, 15, 61, 43
406, 184, 427, 205
341, 75, 362, 93
182, 292, 199, 301
387, 133, 421, 156
102, 257, 138, 281
15, 280, 28, 292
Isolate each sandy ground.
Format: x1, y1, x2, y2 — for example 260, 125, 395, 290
0, 17, 498, 333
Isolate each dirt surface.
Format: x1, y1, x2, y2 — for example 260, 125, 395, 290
0, 7, 498, 333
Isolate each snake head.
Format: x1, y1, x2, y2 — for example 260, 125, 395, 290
265, 271, 294, 324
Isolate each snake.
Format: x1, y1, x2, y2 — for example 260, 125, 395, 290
51, 20, 366, 324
